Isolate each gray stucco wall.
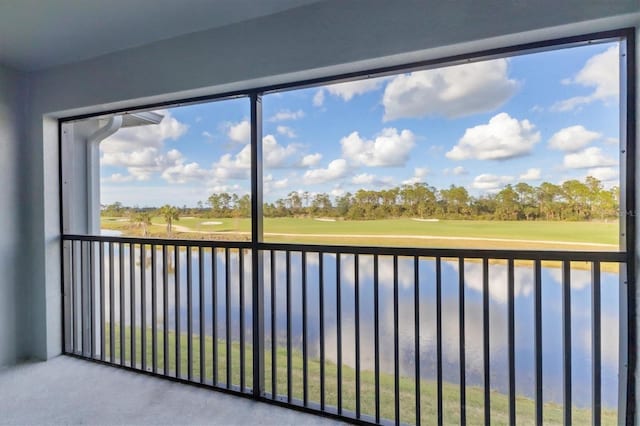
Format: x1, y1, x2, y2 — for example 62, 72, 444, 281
0, 64, 24, 366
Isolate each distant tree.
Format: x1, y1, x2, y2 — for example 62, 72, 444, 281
561, 179, 590, 220
288, 191, 302, 213
132, 211, 152, 236
158, 205, 179, 234
103, 201, 126, 217
208, 192, 232, 217
439, 185, 469, 217
311, 193, 332, 216
495, 185, 519, 220
536, 182, 562, 220
236, 194, 251, 218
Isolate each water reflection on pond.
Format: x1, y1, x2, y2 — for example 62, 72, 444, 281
101, 246, 620, 409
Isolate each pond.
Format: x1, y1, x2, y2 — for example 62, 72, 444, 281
95, 245, 621, 411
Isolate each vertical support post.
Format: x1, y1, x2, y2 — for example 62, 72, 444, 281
251, 93, 265, 398
619, 32, 637, 425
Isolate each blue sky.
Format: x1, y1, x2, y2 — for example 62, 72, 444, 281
100, 41, 620, 207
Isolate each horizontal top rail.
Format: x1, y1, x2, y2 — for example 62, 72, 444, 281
62, 234, 627, 262
62, 234, 253, 249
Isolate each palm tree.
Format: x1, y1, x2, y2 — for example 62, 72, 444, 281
158, 205, 179, 234
133, 211, 152, 236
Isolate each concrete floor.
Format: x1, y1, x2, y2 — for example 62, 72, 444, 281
0, 356, 343, 425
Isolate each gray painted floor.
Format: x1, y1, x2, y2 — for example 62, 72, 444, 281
0, 356, 343, 425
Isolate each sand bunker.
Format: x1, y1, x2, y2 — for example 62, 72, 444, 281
411, 218, 440, 222
201, 221, 223, 225
314, 218, 336, 222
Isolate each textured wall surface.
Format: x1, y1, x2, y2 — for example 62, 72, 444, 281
0, 64, 23, 366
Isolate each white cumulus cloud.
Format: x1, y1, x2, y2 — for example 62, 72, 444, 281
313, 89, 325, 107
519, 168, 541, 181
212, 144, 252, 180
301, 153, 322, 167
100, 110, 189, 180
586, 166, 618, 182
548, 125, 601, 152
552, 45, 619, 111
264, 174, 290, 194
382, 59, 517, 121
341, 128, 416, 167
402, 167, 429, 185
268, 109, 305, 122
472, 174, 513, 191
303, 159, 349, 185
563, 147, 617, 169
262, 134, 299, 168
453, 166, 467, 176
446, 112, 540, 161
102, 173, 135, 183
162, 159, 210, 184
227, 120, 251, 143
352, 173, 394, 187
276, 125, 296, 138
352, 173, 375, 185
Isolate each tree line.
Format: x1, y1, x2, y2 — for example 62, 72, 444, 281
102, 176, 619, 222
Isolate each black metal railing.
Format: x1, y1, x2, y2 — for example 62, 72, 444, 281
62, 234, 627, 425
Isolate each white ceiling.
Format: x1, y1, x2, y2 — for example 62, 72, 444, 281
0, 0, 322, 71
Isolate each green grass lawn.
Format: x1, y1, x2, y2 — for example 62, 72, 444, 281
102, 216, 620, 250
102, 325, 616, 425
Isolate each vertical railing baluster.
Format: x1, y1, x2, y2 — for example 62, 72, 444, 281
119, 242, 125, 366
562, 260, 572, 426
212, 248, 218, 386
374, 254, 380, 424
270, 250, 277, 398
239, 249, 245, 391
414, 256, 421, 426
80, 241, 85, 355
225, 248, 231, 388
140, 244, 146, 370
286, 250, 292, 403
336, 252, 342, 414
459, 257, 466, 426
130, 243, 136, 368
199, 246, 205, 384
483, 257, 491, 426
63, 239, 68, 354
592, 261, 601, 426
436, 256, 443, 426
393, 255, 400, 426
64, 237, 623, 426
71, 240, 76, 354
302, 250, 309, 406
90, 241, 95, 358
534, 259, 543, 425
175, 245, 181, 378
355, 253, 360, 418
109, 242, 115, 364
508, 258, 516, 426
187, 246, 193, 381
319, 252, 325, 410
100, 241, 105, 362
151, 244, 157, 374
163, 245, 169, 375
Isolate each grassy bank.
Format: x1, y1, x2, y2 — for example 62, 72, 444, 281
102, 325, 616, 425
102, 217, 620, 252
